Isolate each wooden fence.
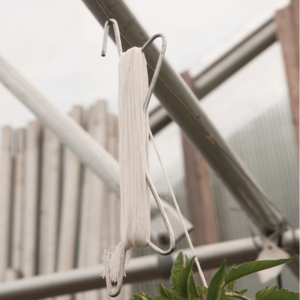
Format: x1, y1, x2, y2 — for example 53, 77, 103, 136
0, 100, 131, 300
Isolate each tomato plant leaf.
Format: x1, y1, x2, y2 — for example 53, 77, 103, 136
187, 269, 198, 300
207, 260, 227, 300
172, 256, 195, 299
131, 293, 154, 300
158, 283, 173, 299
171, 251, 187, 288
226, 279, 236, 292
224, 257, 295, 286
255, 285, 299, 300
196, 285, 208, 300
240, 289, 248, 295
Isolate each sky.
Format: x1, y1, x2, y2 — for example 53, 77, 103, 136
0, 0, 290, 191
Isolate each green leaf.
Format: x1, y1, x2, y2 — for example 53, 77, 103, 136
187, 270, 198, 300
131, 293, 154, 300
172, 256, 195, 299
240, 289, 248, 295
171, 251, 187, 288
224, 257, 295, 286
227, 280, 236, 292
207, 260, 227, 300
256, 287, 269, 298
196, 286, 208, 300
255, 285, 299, 300
158, 284, 173, 299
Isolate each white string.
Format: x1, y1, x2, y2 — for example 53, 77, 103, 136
103, 47, 150, 282
149, 130, 208, 288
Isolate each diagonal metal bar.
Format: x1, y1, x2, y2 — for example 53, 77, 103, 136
0, 229, 298, 300
82, 0, 285, 236
0, 54, 192, 242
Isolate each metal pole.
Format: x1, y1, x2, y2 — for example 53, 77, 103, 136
0, 54, 192, 242
0, 229, 298, 300
149, 17, 277, 133
82, 0, 284, 235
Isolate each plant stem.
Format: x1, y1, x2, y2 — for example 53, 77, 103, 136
225, 292, 252, 300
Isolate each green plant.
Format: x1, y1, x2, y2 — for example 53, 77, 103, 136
131, 251, 299, 300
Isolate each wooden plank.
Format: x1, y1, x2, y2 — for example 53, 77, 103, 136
76, 107, 94, 300
0, 127, 13, 281
11, 128, 25, 278
76, 101, 107, 300
22, 121, 42, 277
84, 101, 107, 300
39, 129, 61, 276
181, 134, 219, 245
57, 106, 83, 300
181, 71, 219, 283
275, 0, 299, 147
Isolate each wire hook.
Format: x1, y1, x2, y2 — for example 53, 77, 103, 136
141, 33, 167, 113
102, 19, 123, 58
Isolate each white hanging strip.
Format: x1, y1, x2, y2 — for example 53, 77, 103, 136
118, 47, 151, 250
103, 47, 150, 282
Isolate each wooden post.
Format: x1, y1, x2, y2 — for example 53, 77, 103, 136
11, 128, 25, 278
85, 101, 108, 300
39, 129, 61, 276
75, 107, 94, 300
22, 121, 41, 277
275, 0, 299, 147
76, 107, 94, 300
0, 127, 13, 281
181, 71, 219, 283
57, 106, 83, 300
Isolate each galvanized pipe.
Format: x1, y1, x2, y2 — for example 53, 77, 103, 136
0, 229, 297, 300
149, 17, 277, 133
193, 17, 277, 98
82, 0, 284, 235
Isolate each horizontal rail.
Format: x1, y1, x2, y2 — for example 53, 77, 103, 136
0, 229, 298, 300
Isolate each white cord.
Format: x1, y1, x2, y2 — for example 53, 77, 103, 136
149, 130, 208, 288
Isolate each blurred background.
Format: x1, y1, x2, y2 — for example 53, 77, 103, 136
0, 0, 298, 299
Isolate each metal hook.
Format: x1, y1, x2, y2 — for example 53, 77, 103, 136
102, 19, 123, 58
141, 34, 174, 255
105, 246, 126, 297
146, 172, 175, 255
141, 34, 167, 113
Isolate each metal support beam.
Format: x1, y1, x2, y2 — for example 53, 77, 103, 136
0, 229, 298, 300
0, 54, 192, 242
82, 0, 285, 236
149, 16, 277, 133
